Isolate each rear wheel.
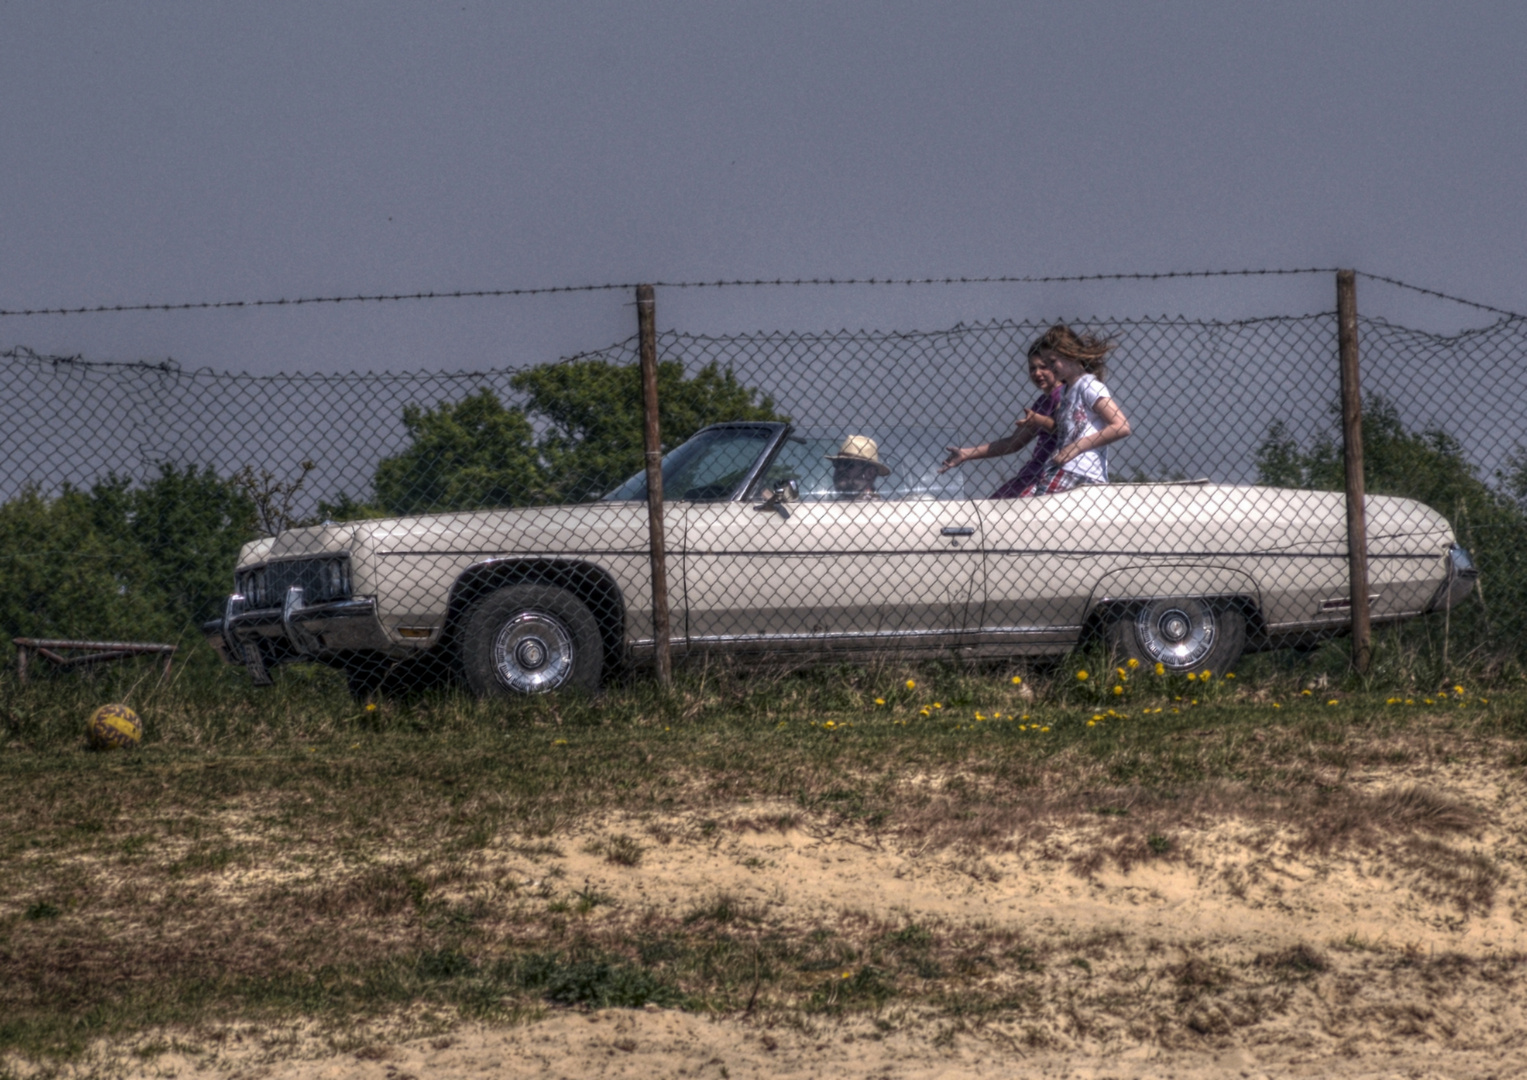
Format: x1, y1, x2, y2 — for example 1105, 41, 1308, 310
1105, 597, 1247, 675
460, 584, 602, 697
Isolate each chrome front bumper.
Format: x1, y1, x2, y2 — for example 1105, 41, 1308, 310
203, 586, 398, 683
1429, 543, 1480, 613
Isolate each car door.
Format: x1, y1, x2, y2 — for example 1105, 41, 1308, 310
683, 431, 981, 651
973, 486, 1123, 650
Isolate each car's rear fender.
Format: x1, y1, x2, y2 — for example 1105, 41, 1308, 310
1081, 564, 1265, 646
444, 558, 628, 672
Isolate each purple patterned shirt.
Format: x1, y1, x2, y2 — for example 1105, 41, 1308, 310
990, 384, 1063, 499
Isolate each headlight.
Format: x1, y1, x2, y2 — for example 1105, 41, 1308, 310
238, 556, 353, 608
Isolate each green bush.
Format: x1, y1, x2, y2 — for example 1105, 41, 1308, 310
0, 465, 256, 649
1256, 396, 1527, 668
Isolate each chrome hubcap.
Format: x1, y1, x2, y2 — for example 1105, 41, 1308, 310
492, 611, 574, 693
1135, 598, 1217, 669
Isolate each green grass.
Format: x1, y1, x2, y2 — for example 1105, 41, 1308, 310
1, 639, 1524, 1067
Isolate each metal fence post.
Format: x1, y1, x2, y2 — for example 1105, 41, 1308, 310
637, 284, 673, 685
1337, 269, 1372, 674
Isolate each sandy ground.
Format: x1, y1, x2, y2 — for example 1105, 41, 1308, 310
33, 762, 1527, 1079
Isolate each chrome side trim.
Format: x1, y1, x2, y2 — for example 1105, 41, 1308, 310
630, 624, 1082, 650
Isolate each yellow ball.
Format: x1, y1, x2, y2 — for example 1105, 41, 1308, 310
87, 703, 142, 750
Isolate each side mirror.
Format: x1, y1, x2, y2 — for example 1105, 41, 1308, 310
753, 478, 798, 518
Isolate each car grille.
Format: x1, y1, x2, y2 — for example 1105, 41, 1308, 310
238, 557, 352, 610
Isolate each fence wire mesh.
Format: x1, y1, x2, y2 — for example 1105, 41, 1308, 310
1, 297, 1521, 699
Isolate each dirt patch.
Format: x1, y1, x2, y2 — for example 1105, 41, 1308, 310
8, 760, 1527, 1079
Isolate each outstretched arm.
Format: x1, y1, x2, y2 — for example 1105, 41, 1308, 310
1051, 397, 1131, 467
940, 421, 1040, 472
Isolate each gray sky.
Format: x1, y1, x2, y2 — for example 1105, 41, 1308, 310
2, 2, 1524, 374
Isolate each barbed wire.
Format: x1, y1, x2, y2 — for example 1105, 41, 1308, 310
3, 267, 1522, 321
1354, 272, 1526, 320
0, 268, 1337, 318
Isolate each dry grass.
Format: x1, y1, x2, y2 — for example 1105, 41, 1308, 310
1, 656, 1524, 1070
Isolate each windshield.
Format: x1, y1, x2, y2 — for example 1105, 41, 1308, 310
604, 425, 777, 502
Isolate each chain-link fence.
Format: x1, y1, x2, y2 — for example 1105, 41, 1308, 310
2, 276, 1521, 698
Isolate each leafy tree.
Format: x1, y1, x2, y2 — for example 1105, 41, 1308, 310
372, 388, 548, 515
361, 359, 784, 515
117, 464, 259, 625
1255, 397, 1502, 518
511, 358, 784, 503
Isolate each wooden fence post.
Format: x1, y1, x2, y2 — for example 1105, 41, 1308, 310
637, 284, 673, 686
1337, 269, 1372, 674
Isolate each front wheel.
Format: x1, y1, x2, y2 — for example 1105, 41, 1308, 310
460, 584, 603, 697
1105, 597, 1247, 675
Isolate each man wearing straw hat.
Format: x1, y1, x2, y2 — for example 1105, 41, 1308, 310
827, 434, 891, 501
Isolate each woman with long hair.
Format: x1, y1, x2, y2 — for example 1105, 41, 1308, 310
1017, 324, 1130, 496
939, 333, 1065, 496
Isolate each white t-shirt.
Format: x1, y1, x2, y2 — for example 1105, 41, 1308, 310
1054, 374, 1113, 484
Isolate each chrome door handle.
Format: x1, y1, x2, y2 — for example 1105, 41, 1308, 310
940, 526, 975, 536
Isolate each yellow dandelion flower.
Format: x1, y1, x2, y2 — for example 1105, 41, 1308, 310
1186, 672, 1197, 682
1171, 707, 1180, 714
1405, 699, 1414, 705
934, 702, 943, 709
1021, 714, 1030, 720
874, 698, 886, 705
1154, 662, 1165, 676
905, 679, 916, 690
1225, 673, 1236, 679
1327, 699, 1339, 706
553, 739, 568, 746
1116, 667, 1127, 678
1112, 685, 1124, 696
1453, 684, 1464, 695
364, 702, 378, 712
1076, 669, 1089, 681
1301, 689, 1312, 696
1087, 720, 1096, 727
1011, 675, 1023, 685
1191, 699, 1198, 705
1423, 698, 1434, 705
975, 713, 986, 721
824, 720, 836, 729
1273, 703, 1281, 709
1127, 658, 1140, 669
842, 971, 851, 979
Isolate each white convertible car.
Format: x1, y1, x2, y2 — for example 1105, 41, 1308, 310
205, 422, 1478, 696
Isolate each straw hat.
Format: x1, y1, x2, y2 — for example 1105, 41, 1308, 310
825, 434, 891, 477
